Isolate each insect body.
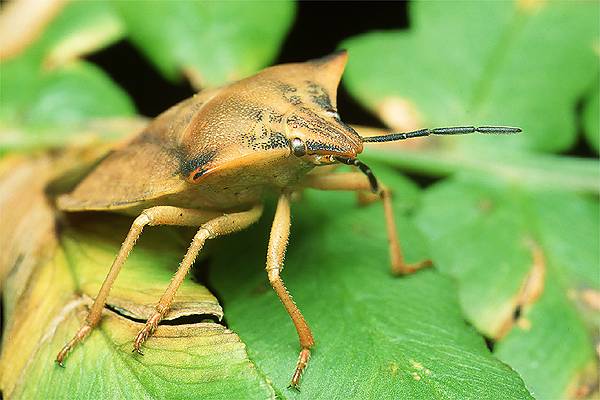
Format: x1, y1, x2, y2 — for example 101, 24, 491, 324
55, 51, 520, 389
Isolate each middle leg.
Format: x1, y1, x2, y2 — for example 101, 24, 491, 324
133, 204, 263, 353
56, 206, 223, 366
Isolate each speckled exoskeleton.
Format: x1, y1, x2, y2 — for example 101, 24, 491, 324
55, 51, 520, 389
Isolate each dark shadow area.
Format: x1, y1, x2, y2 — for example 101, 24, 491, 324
86, 1, 410, 127
484, 336, 495, 352
276, 1, 409, 127
104, 303, 224, 327
87, 41, 196, 118
565, 133, 597, 159
190, 253, 230, 328
276, 1, 408, 64
464, 318, 495, 352
513, 305, 523, 321
560, 93, 598, 159
402, 172, 443, 190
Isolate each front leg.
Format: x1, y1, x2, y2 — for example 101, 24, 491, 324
266, 192, 314, 390
302, 172, 432, 275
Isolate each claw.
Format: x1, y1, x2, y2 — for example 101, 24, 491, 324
289, 348, 310, 390
287, 383, 301, 392
55, 324, 92, 367
392, 259, 433, 275
133, 330, 149, 354
56, 350, 67, 367
132, 346, 144, 356
132, 312, 162, 355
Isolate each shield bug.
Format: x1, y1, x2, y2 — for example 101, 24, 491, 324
55, 51, 520, 389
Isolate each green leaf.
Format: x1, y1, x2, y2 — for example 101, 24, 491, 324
1, 61, 134, 128
342, 0, 599, 153
583, 86, 599, 153
113, 0, 295, 87
341, 10, 599, 396
21, 0, 125, 68
363, 146, 600, 194
0, 0, 134, 143
0, 0, 124, 69
416, 178, 531, 335
495, 274, 598, 400
0, 157, 274, 399
208, 164, 533, 399
415, 175, 599, 399
0, 117, 146, 157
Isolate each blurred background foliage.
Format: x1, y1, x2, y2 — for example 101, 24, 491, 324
0, 1, 598, 399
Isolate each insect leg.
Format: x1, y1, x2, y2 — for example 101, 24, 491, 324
56, 206, 223, 366
302, 172, 432, 275
132, 204, 263, 354
266, 192, 314, 390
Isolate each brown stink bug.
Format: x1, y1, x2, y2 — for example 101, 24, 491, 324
55, 51, 520, 389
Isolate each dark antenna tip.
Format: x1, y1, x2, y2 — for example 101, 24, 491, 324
477, 126, 522, 134
362, 125, 522, 143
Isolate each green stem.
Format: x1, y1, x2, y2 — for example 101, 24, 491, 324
364, 147, 600, 194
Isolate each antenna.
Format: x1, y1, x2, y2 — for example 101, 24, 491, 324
362, 126, 521, 143
334, 156, 379, 193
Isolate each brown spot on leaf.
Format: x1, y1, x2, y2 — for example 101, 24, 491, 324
0, 0, 66, 61
478, 198, 494, 213
183, 66, 205, 90
409, 359, 432, 376
581, 289, 600, 311
388, 361, 399, 376
519, 240, 546, 304
565, 361, 599, 399
376, 97, 422, 133
592, 39, 600, 57
495, 239, 546, 339
516, 318, 531, 330
517, 0, 545, 13
43, 19, 124, 70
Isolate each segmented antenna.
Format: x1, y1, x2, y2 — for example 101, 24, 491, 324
362, 126, 521, 143
334, 156, 379, 193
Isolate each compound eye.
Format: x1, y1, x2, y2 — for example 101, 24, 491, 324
187, 167, 205, 183
290, 137, 306, 157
